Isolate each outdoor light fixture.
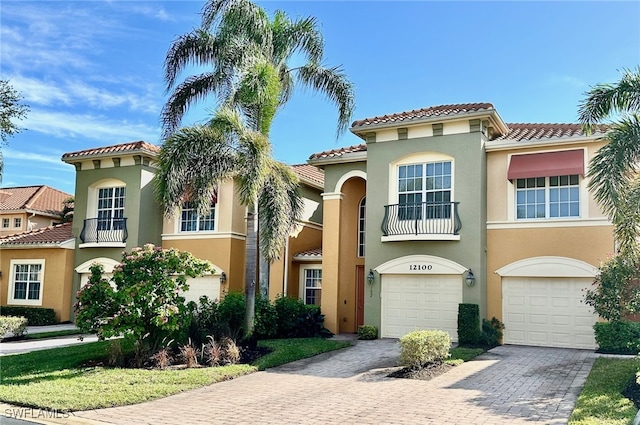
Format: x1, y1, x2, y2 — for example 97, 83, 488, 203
367, 269, 375, 297
220, 272, 227, 285
465, 269, 475, 287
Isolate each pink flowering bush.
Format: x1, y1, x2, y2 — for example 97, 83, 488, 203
75, 244, 213, 355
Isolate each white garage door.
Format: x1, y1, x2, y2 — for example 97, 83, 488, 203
503, 277, 597, 349
182, 276, 221, 304
381, 274, 462, 340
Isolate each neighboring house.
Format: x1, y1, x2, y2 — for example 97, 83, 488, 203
0, 185, 72, 237
60, 141, 324, 319
308, 103, 612, 349
0, 223, 75, 321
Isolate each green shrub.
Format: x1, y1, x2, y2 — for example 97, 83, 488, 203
296, 304, 333, 338
594, 321, 640, 354
254, 295, 277, 339
399, 330, 451, 369
0, 306, 57, 326
218, 292, 246, 340
0, 316, 28, 336
274, 295, 306, 338
478, 317, 504, 348
357, 325, 378, 340
457, 304, 481, 346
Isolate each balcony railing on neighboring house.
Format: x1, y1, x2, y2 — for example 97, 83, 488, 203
382, 202, 462, 237
80, 218, 128, 244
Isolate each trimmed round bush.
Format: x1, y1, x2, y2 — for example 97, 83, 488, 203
357, 325, 378, 340
399, 330, 451, 369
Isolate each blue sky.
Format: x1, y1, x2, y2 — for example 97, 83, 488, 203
1, 1, 638, 195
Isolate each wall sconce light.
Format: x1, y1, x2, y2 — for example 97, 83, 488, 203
465, 269, 475, 287
220, 272, 227, 285
367, 269, 375, 297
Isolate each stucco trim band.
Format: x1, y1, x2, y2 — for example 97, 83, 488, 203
495, 256, 598, 278
375, 254, 467, 275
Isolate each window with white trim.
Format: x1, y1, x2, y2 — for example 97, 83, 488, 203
97, 187, 126, 230
301, 267, 322, 306
398, 161, 452, 220
8, 260, 44, 305
516, 175, 580, 219
14, 217, 22, 229
358, 197, 366, 257
2, 218, 9, 228
180, 202, 215, 232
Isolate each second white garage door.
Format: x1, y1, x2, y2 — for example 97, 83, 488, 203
503, 277, 597, 349
381, 274, 462, 340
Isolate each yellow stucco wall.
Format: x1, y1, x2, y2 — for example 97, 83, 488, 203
0, 213, 27, 236
0, 247, 75, 322
162, 237, 246, 295
486, 225, 614, 321
321, 196, 341, 334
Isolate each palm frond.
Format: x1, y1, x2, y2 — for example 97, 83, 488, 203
587, 115, 640, 217
258, 160, 304, 261
579, 67, 640, 132
611, 177, 640, 258
155, 125, 237, 218
161, 73, 229, 138
297, 63, 356, 137
164, 30, 221, 91
272, 12, 323, 66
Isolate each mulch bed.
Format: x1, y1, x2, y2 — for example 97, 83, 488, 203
387, 361, 455, 380
623, 378, 640, 408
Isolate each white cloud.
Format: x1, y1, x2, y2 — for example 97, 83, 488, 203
3, 148, 69, 167
23, 110, 160, 143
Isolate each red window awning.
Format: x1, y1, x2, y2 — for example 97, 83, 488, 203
507, 149, 584, 180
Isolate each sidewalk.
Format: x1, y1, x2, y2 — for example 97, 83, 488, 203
0, 324, 98, 356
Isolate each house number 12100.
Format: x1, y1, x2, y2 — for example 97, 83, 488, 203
409, 264, 432, 271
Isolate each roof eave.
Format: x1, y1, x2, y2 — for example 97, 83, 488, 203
485, 134, 606, 152
61, 148, 159, 164
308, 151, 367, 166
0, 238, 75, 249
298, 176, 324, 190
350, 109, 507, 137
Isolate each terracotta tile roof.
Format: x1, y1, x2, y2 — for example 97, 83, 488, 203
308, 144, 367, 161
0, 223, 73, 246
351, 103, 495, 129
493, 123, 607, 142
0, 185, 72, 215
62, 141, 160, 161
291, 164, 324, 187
293, 248, 322, 259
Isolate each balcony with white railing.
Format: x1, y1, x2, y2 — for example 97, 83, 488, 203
381, 202, 461, 241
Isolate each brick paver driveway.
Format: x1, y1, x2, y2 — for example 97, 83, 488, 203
73, 341, 597, 425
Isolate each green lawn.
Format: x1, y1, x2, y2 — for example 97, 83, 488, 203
569, 357, 638, 425
23, 329, 84, 340
0, 337, 352, 411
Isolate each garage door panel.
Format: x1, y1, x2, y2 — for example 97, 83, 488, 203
503, 277, 596, 349
382, 274, 462, 340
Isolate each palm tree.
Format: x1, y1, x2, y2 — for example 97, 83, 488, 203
157, 0, 355, 336
579, 67, 640, 256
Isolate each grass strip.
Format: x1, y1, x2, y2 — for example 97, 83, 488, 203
255, 338, 351, 370
568, 357, 638, 425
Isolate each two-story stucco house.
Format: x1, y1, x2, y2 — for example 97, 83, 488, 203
0, 185, 72, 237
60, 141, 324, 318
308, 103, 612, 350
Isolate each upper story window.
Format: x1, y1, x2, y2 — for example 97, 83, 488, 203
97, 187, 126, 230
14, 217, 22, 229
2, 218, 9, 228
358, 197, 366, 257
516, 175, 580, 219
398, 161, 452, 220
180, 202, 215, 232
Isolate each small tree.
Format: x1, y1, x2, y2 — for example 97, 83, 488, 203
584, 254, 640, 321
75, 244, 213, 355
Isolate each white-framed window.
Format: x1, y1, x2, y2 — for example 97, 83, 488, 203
8, 259, 45, 306
180, 201, 216, 232
2, 218, 9, 228
516, 175, 580, 219
300, 266, 322, 306
358, 197, 366, 257
398, 161, 452, 220
97, 187, 126, 230
14, 217, 22, 229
